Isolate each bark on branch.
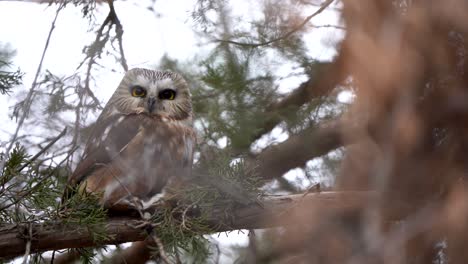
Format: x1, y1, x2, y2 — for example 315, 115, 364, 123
0, 191, 373, 259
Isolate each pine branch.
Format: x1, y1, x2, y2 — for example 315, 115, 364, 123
16, 127, 67, 173
0, 191, 373, 259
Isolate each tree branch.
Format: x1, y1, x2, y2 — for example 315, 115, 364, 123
3, 2, 64, 161
215, 0, 335, 48
250, 57, 347, 145
0, 191, 373, 259
107, 0, 128, 72
255, 119, 360, 180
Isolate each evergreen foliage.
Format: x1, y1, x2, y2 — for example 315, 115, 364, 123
144, 153, 261, 262
0, 45, 23, 95
4, 0, 468, 262
0, 0, 346, 262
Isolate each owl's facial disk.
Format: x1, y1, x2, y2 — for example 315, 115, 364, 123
129, 77, 185, 117
130, 85, 174, 113
113, 69, 192, 121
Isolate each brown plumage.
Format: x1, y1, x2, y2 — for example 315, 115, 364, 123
65, 68, 195, 211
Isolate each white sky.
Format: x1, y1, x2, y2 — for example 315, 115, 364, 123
0, 1, 344, 262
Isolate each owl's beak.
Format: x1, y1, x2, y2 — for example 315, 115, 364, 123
147, 97, 156, 113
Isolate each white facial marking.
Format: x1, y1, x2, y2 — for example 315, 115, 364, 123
135, 75, 152, 87
155, 78, 174, 88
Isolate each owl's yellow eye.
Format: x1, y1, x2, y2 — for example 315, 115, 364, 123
131, 86, 147, 97
158, 89, 176, 100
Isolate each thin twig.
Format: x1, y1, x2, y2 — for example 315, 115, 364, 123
215, 0, 335, 48
152, 234, 174, 264
214, 242, 221, 264
107, 0, 129, 71
110, 171, 145, 218
302, 183, 321, 198
181, 203, 197, 230
0, 148, 75, 212
77, 0, 128, 112
0, 128, 67, 198
77, 4, 115, 110
312, 24, 346, 30
50, 250, 56, 264
22, 222, 33, 264
17, 127, 67, 172
67, 82, 84, 169
4, 2, 64, 161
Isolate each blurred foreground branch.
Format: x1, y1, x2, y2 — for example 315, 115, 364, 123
0, 191, 372, 259
249, 55, 347, 146
256, 119, 360, 179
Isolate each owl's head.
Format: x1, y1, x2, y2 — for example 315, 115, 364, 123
108, 68, 192, 121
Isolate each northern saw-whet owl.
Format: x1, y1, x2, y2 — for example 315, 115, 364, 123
65, 68, 195, 211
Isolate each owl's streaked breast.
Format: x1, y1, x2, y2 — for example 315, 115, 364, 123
82, 115, 195, 209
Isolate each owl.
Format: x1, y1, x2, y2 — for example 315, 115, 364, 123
64, 68, 196, 212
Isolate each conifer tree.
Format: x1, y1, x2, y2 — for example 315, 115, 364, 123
1, 0, 468, 263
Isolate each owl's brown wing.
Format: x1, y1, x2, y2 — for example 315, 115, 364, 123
64, 113, 196, 211
88, 116, 196, 209
63, 113, 141, 199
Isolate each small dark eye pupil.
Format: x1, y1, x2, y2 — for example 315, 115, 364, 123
158, 89, 176, 100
